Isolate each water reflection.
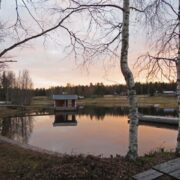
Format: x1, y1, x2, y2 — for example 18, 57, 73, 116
176, 130, 180, 155
0, 106, 178, 157
78, 106, 178, 118
53, 113, 77, 126
0, 116, 33, 143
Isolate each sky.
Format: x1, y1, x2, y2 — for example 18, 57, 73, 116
0, 0, 175, 88
8, 44, 145, 88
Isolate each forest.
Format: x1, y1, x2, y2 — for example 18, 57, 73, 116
0, 70, 176, 103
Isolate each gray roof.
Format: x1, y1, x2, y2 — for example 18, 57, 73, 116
52, 95, 78, 100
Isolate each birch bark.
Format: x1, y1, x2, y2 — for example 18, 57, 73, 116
176, 1, 180, 156
120, 0, 139, 160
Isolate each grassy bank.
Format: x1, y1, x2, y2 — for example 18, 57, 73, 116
0, 141, 175, 180
0, 96, 52, 118
32, 94, 177, 108
78, 95, 177, 108
0, 95, 177, 118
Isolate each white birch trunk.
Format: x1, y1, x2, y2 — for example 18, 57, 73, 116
176, 1, 180, 156
121, 0, 139, 160
176, 63, 180, 155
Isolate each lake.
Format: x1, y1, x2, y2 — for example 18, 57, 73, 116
0, 107, 178, 157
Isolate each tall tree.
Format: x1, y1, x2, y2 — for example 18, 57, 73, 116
55, 0, 139, 159
177, 1, 180, 155
0, 0, 143, 159
121, 0, 138, 160
13, 70, 33, 105
1, 71, 15, 102
136, 0, 180, 155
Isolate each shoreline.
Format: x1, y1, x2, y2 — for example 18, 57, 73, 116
0, 95, 177, 118
0, 135, 175, 179
0, 95, 178, 179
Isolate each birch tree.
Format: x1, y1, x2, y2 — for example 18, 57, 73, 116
121, 0, 138, 160
0, 0, 142, 159
135, 0, 180, 155
56, 0, 139, 160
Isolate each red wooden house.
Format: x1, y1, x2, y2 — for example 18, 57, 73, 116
52, 95, 78, 111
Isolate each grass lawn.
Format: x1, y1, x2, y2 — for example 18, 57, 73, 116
78, 95, 177, 108
31, 95, 177, 108
0, 95, 177, 118
0, 141, 175, 180
0, 96, 52, 118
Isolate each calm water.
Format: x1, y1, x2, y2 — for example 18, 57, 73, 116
0, 107, 178, 157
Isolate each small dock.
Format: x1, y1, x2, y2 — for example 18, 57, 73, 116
133, 158, 180, 180
139, 115, 179, 126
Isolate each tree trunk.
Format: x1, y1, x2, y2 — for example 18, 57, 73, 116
176, 1, 180, 156
120, 0, 139, 160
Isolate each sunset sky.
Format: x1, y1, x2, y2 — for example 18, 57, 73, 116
0, 0, 175, 88
7, 37, 147, 88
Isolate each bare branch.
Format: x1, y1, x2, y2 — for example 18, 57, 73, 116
0, 7, 85, 58
21, 0, 43, 31
67, 1, 124, 12
161, 0, 178, 16
0, 60, 17, 63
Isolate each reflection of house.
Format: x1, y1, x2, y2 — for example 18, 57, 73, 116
52, 95, 78, 111
53, 113, 77, 126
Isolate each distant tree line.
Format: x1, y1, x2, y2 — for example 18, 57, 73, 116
0, 70, 176, 103
0, 70, 33, 105
33, 82, 176, 98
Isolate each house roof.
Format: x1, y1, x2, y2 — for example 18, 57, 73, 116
52, 95, 78, 100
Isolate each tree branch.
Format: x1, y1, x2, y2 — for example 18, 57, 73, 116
0, 7, 85, 58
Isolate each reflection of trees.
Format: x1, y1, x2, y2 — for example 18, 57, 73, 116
176, 130, 180, 155
79, 106, 139, 158
0, 116, 33, 143
0, 118, 3, 133
78, 106, 177, 120
80, 107, 129, 120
